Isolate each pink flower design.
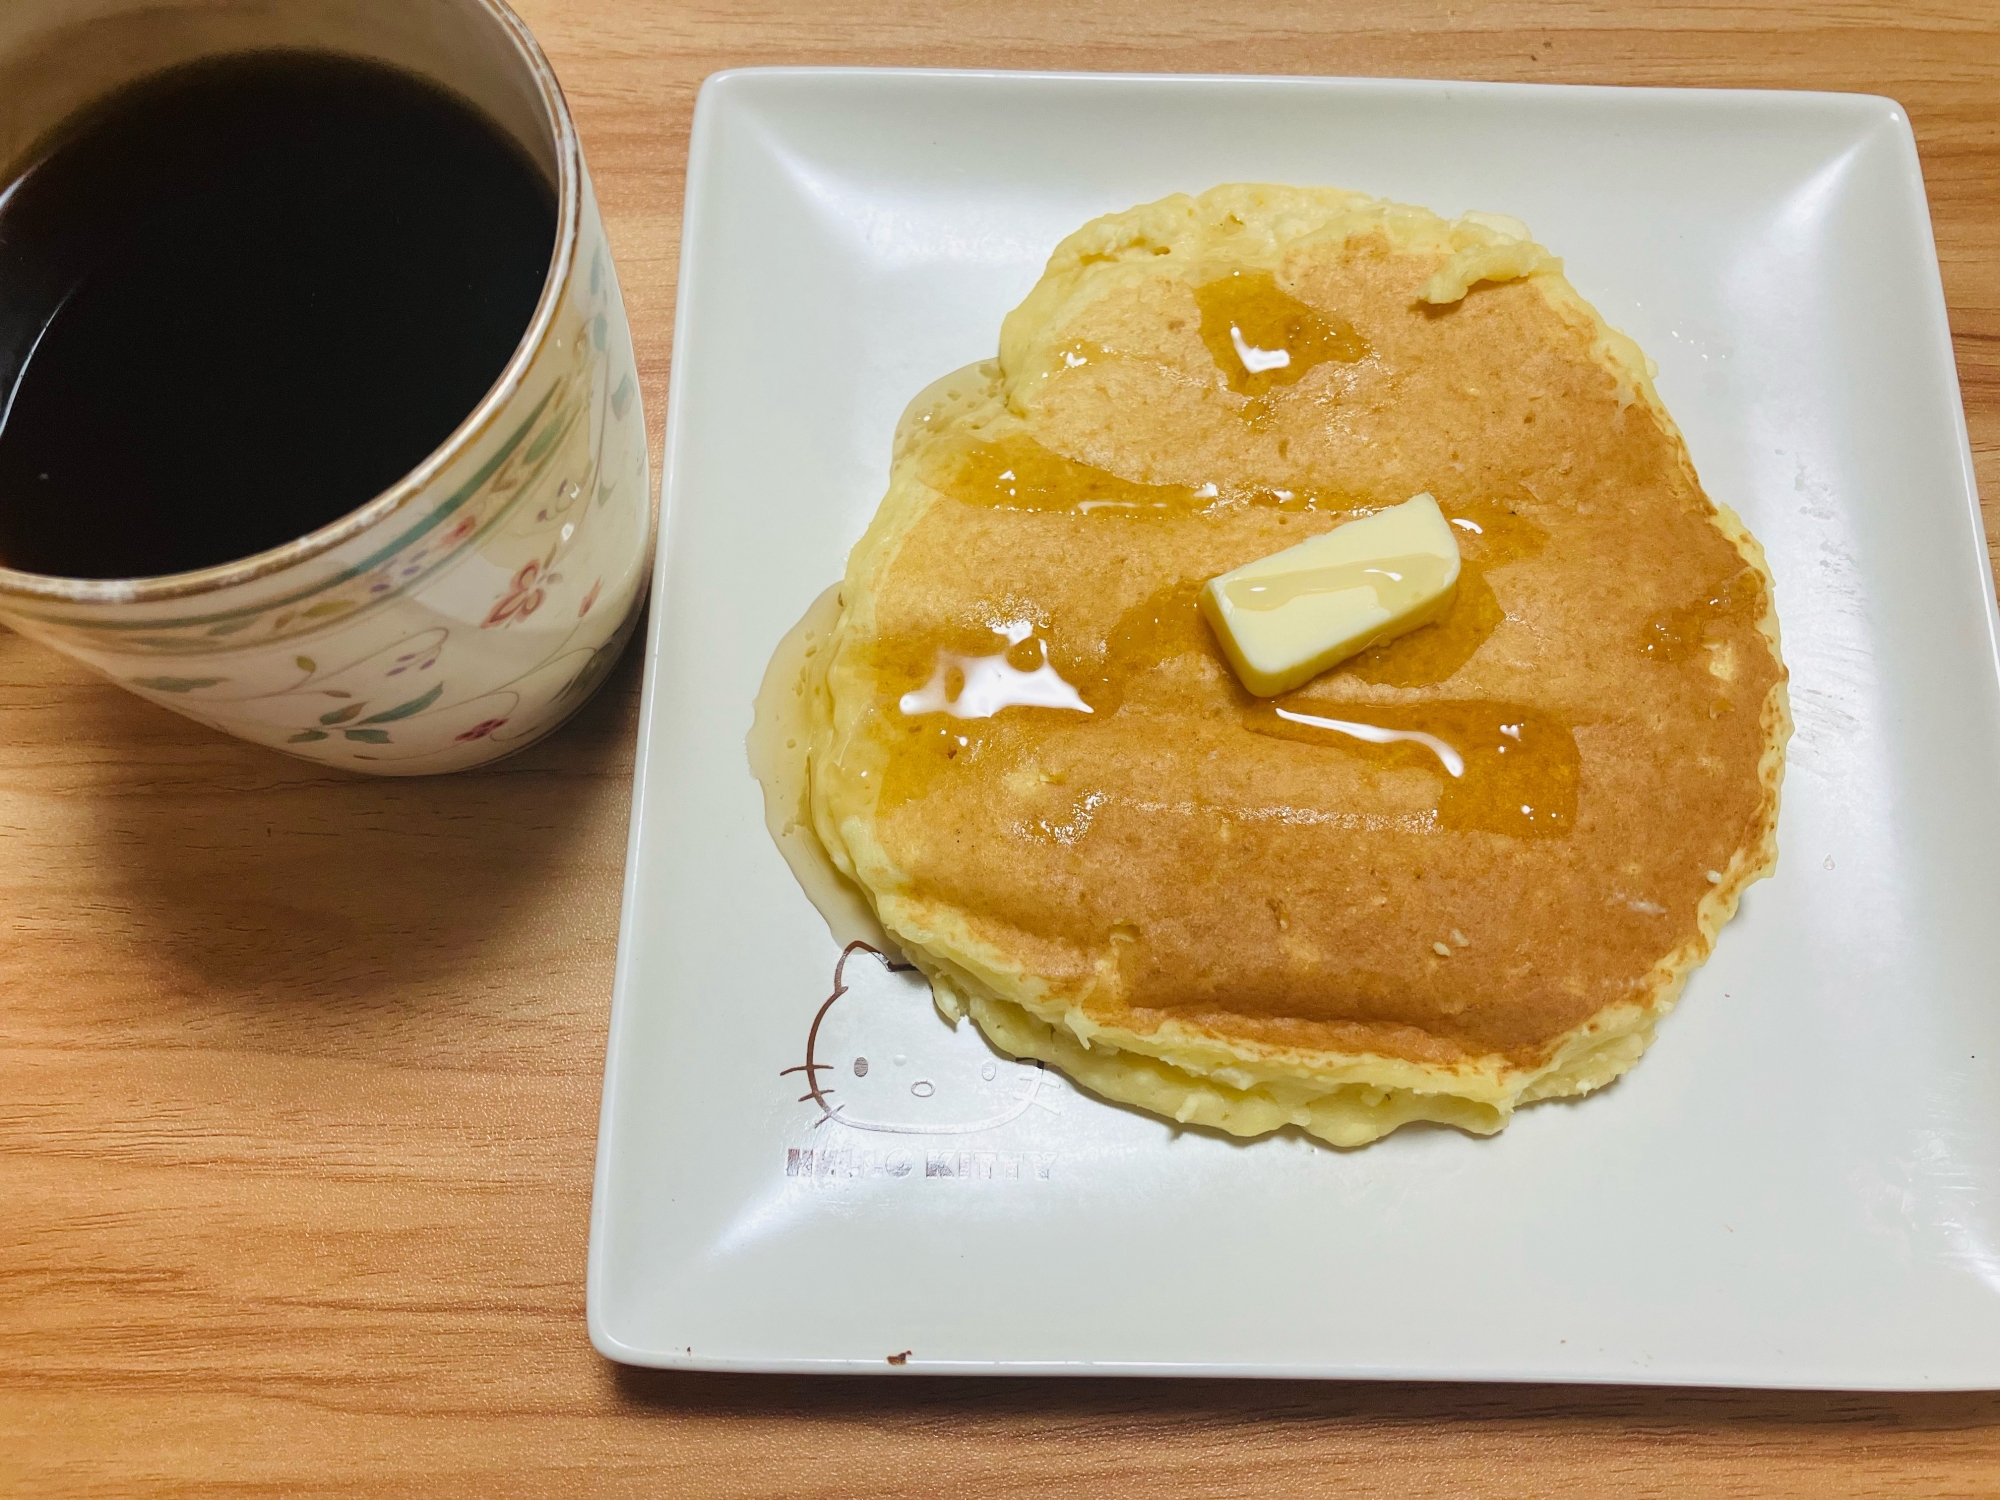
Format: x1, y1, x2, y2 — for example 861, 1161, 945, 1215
484, 561, 548, 628
578, 577, 602, 618
456, 717, 509, 743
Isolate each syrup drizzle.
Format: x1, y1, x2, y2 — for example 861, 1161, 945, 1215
1246, 698, 1579, 836
883, 580, 1579, 838
1638, 566, 1766, 664
924, 431, 1357, 516
1339, 496, 1547, 688
1192, 270, 1369, 398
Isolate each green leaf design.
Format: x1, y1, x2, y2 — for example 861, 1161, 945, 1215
205, 619, 254, 637
295, 656, 315, 673
524, 420, 562, 465
358, 682, 443, 724
343, 728, 391, 744
302, 600, 351, 619
288, 729, 329, 744
130, 675, 224, 693
319, 702, 365, 726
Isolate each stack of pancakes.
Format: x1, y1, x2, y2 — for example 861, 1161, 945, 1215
795, 184, 1788, 1148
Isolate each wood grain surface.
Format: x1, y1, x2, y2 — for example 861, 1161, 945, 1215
4, 2, 1998, 1494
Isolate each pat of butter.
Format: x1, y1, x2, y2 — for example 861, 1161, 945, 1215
1200, 493, 1461, 697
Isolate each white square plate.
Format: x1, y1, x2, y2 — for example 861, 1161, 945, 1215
588, 69, 2000, 1386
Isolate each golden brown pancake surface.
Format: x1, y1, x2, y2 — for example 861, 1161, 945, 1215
801, 185, 1788, 1146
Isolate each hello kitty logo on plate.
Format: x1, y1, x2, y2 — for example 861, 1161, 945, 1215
781, 942, 1059, 1137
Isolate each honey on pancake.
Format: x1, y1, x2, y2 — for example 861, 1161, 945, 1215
872, 614, 1082, 815
1639, 566, 1768, 664
1097, 578, 1210, 686
1339, 565, 1504, 688
880, 572, 1577, 840
872, 590, 1188, 812
874, 577, 1218, 814
1341, 496, 1547, 687
922, 432, 1207, 515
1441, 495, 1550, 569
1193, 270, 1368, 397
1245, 699, 1580, 836
923, 430, 1358, 515
885, 452, 1569, 823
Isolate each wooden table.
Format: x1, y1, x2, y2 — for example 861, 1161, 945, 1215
5, 2, 1998, 1493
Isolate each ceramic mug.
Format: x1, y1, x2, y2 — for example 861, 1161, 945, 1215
0, 0, 651, 774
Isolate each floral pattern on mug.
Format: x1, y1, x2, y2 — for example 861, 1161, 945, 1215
485, 553, 556, 628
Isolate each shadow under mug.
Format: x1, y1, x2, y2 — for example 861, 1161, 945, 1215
0, 0, 652, 775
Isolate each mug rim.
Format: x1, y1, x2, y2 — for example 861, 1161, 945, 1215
0, 0, 582, 609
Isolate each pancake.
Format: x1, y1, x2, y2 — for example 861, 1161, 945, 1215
784, 184, 1788, 1148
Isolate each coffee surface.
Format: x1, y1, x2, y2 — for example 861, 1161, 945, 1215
0, 51, 556, 579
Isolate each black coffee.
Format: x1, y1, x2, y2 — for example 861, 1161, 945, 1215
0, 51, 555, 579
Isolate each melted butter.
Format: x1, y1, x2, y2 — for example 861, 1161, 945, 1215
1444, 495, 1549, 567
1246, 699, 1579, 836
1339, 563, 1504, 688
1337, 498, 1546, 687
1639, 566, 1766, 663
1088, 580, 1218, 710
922, 431, 1360, 517
1194, 270, 1368, 398
1222, 551, 1455, 613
